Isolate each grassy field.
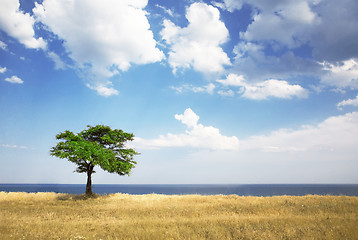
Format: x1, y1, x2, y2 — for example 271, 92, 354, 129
0, 192, 357, 239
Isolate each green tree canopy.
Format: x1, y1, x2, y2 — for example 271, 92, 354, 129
51, 125, 139, 195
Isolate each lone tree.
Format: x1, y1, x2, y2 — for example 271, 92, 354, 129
51, 125, 139, 195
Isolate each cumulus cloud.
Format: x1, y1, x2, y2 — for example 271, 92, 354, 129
320, 59, 358, 89
232, 42, 322, 81
135, 108, 239, 150
218, 0, 358, 93
337, 95, 358, 110
214, 0, 323, 84
217, 74, 245, 87
310, 0, 358, 62
135, 108, 358, 156
240, 112, 358, 153
232, 0, 358, 61
160, 2, 231, 74
4, 75, 23, 84
175, 108, 200, 128
242, 80, 308, 100
33, 0, 164, 96
240, 1, 316, 48
0, 0, 46, 49
217, 74, 308, 100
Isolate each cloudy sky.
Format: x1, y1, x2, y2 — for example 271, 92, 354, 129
1, 0, 358, 184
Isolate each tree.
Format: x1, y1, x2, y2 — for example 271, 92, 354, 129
51, 125, 139, 195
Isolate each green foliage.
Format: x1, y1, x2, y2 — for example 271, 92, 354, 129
51, 125, 139, 176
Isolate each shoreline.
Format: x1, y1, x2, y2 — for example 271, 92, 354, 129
1, 191, 358, 197
1, 183, 358, 196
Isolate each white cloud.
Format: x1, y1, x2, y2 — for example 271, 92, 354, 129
86, 83, 119, 97
238, 0, 358, 61
337, 95, 358, 110
242, 79, 308, 100
240, 112, 358, 153
171, 83, 216, 95
320, 59, 358, 89
193, 83, 216, 95
0, 40, 7, 51
231, 42, 322, 81
218, 89, 235, 97
0, 144, 32, 150
134, 108, 358, 158
0, 66, 6, 74
4, 75, 23, 84
155, 4, 176, 17
160, 2, 231, 74
135, 108, 239, 150
218, 1, 322, 87
0, 0, 46, 49
174, 108, 200, 128
47, 52, 66, 70
310, 0, 358, 61
240, 0, 316, 48
217, 74, 308, 100
131, 112, 358, 184
34, 0, 164, 96
213, 0, 244, 12
217, 74, 246, 87
225, 0, 358, 93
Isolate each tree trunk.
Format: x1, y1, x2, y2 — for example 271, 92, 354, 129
86, 164, 94, 195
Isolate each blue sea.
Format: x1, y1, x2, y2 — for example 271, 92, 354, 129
1, 184, 358, 196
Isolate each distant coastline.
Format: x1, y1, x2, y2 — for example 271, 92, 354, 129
1, 183, 358, 196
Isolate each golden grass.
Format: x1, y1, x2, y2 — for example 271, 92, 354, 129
1, 192, 357, 239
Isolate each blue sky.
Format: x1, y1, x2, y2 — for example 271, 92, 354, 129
1, 0, 358, 184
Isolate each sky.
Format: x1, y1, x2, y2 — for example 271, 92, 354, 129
0, 0, 358, 184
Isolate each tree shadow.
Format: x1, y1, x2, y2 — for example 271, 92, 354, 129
57, 193, 100, 201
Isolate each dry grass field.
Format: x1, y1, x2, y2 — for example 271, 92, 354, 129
0, 192, 357, 239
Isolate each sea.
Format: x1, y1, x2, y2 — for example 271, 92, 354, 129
1, 184, 358, 196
